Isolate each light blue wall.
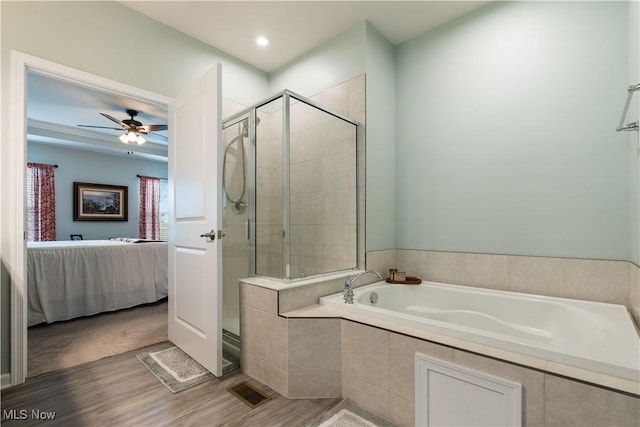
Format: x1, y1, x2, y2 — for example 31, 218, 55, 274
28, 143, 168, 241
395, 1, 630, 260
364, 23, 396, 251
269, 22, 366, 97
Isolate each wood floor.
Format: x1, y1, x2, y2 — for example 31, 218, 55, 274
1, 341, 341, 426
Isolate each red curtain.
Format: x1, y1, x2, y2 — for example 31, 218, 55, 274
139, 175, 160, 239
26, 162, 56, 242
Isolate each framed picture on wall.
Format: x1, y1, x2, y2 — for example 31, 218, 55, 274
73, 182, 128, 221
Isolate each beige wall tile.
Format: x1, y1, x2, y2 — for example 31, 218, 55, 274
267, 315, 289, 371
464, 253, 510, 290
348, 75, 366, 116
389, 333, 454, 402
397, 249, 632, 306
342, 373, 391, 422
322, 82, 349, 117
453, 350, 545, 427
267, 364, 289, 397
222, 98, 247, 118
240, 303, 287, 372
366, 249, 397, 279
322, 153, 350, 190
563, 258, 629, 305
425, 251, 467, 284
290, 126, 322, 164
288, 373, 341, 398
278, 277, 344, 313
290, 98, 323, 133
241, 352, 270, 387
240, 283, 278, 314
387, 393, 415, 427
240, 306, 270, 359
544, 374, 640, 426
290, 158, 322, 194
288, 318, 341, 373
396, 250, 430, 281
509, 256, 564, 297
341, 320, 390, 391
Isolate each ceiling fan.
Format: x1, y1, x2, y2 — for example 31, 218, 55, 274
77, 109, 168, 145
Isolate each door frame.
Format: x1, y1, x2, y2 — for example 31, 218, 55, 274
8, 51, 171, 385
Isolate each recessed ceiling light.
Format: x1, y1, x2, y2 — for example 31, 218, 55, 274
255, 36, 269, 47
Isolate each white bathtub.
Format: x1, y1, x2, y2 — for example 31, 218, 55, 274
319, 281, 640, 381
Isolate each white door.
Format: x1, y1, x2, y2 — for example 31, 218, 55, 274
168, 64, 223, 376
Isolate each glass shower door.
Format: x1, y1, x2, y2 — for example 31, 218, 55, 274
221, 115, 251, 371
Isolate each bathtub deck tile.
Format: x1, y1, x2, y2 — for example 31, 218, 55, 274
456, 340, 549, 372
544, 361, 640, 396
280, 304, 342, 318
393, 324, 464, 349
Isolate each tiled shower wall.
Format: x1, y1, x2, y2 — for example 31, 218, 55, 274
289, 96, 358, 278
255, 100, 284, 277
255, 76, 364, 279
367, 249, 640, 326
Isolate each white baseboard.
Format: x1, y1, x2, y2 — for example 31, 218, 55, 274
1, 373, 12, 390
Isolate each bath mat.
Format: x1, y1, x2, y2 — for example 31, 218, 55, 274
307, 399, 395, 427
137, 346, 231, 393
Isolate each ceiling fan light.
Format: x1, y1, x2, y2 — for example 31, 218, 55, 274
127, 131, 138, 142
136, 135, 146, 145
119, 133, 129, 144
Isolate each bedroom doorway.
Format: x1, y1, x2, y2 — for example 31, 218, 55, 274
10, 52, 174, 385
25, 71, 171, 376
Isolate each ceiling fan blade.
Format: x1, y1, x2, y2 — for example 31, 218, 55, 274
149, 132, 169, 142
100, 112, 129, 129
139, 124, 168, 133
77, 125, 125, 131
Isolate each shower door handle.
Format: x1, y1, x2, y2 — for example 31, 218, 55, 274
200, 230, 216, 241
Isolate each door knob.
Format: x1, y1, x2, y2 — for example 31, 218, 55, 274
200, 230, 216, 240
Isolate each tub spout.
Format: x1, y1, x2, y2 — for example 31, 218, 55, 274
344, 270, 382, 304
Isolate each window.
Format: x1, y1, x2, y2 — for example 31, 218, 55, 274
139, 176, 168, 240
26, 162, 57, 241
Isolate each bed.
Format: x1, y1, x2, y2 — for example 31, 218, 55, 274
27, 239, 168, 326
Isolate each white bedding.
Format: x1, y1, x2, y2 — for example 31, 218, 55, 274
27, 240, 168, 326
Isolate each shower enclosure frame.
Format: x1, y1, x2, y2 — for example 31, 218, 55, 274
223, 88, 363, 281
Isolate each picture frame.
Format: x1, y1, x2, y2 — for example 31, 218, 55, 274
73, 182, 128, 221
70, 234, 83, 241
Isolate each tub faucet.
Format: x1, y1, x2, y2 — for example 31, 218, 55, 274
344, 270, 382, 304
